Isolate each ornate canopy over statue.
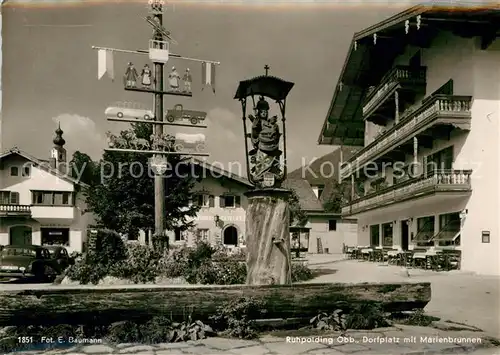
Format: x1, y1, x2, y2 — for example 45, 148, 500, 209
234, 67, 294, 189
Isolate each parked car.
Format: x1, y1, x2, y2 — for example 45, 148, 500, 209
0, 245, 59, 282
105, 103, 154, 120
44, 245, 74, 271
165, 104, 206, 125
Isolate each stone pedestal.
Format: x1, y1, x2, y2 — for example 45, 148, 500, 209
244, 188, 292, 285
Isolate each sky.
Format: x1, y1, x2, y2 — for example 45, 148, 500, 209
1, 0, 409, 174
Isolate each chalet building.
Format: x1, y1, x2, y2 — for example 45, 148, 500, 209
317, 4, 500, 275
286, 149, 358, 254
0, 126, 94, 253
161, 160, 253, 249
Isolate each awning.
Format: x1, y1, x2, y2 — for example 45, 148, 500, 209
413, 219, 435, 242
433, 231, 460, 242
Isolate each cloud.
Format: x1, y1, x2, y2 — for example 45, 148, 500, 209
51, 113, 105, 159
205, 107, 240, 143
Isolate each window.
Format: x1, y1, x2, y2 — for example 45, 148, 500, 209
197, 228, 209, 242
32, 191, 72, 206
174, 228, 183, 241
224, 195, 235, 208
0, 191, 19, 205
10, 166, 18, 176
41, 228, 70, 246
328, 220, 337, 231
22, 166, 31, 177
382, 223, 393, 247
370, 225, 380, 246
313, 185, 325, 199
426, 146, 453, 174
435, 212, 461, 246
193, 194, 214, 208
414, 216, 435, 246
220, 195, 240, 208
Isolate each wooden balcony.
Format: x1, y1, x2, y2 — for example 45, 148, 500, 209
341, 95, 472, 179
363, 65, 427, 122
342, 170, 472, 216
0, 204, 32, 217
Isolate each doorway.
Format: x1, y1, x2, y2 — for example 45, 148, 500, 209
9, 226, 33, 245
401, 221, 409, 250
223, 225, 238, 246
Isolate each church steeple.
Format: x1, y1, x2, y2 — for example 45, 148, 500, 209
50, 122, 67, 174
53, 122, 66, 147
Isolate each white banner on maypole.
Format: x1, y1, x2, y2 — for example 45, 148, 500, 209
98, 49, 115, 80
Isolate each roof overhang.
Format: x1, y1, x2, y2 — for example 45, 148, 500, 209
318, 3, 500, 146
0, 148, 90, 188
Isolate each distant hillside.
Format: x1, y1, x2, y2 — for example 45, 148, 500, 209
287, 147, 360, 211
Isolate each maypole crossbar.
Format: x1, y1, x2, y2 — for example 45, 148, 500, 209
91, 46, 221, 65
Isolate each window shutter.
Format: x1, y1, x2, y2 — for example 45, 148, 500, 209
235, 195, 241, 208
219, 195, 225, 208
209, 195, 215, 207
10, 192, 19, 204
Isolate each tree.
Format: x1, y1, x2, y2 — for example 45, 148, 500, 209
323, 180, 352, 213
70, 151, 99, 187
83, 123, 200, 248
288, 189, 308, 227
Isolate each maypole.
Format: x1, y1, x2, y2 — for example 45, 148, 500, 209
94, 0, 220, 250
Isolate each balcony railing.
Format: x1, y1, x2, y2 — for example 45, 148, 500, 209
363, 65, 427, 115
342, 169, 472, 216
0, 204, 32, 216
341, 95, 472, 178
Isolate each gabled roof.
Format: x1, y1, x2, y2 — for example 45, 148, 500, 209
318, 2, 500, 146
283, 178, 324, 212
189, 158, 253, 188
0, 147, 89, 188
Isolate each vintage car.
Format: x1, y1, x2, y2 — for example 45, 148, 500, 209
44, 245, 74, 271
165, 104, 207, 125
105, 102, 154, 120
173, 133, 206, 152
0, 245, 60, 282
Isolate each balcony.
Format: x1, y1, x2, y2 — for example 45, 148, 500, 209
31, 206, 75, 222
342, 170, 472, 216
363, 65, 427, 123
0, 204, 32, 217
341, 95, 472, 179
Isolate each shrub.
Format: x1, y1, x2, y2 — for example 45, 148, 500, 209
216, 261, 247, 285
65, 258, 109, 285
291, 263, 314, 282
110, 244, 161, 283
88, 229, 127, 266
156, 259, 187, 279
186, 241, 215, 268
209, 297, 264, 339
310, 303, 390, 331
65, 229, 126, 284
189, 260, 219, 284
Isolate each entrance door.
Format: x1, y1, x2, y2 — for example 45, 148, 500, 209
401, 221, 409, 250
223, 226, 238, 246
9, 226, 33, 245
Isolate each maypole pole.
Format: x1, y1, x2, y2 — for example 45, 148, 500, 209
150, 0, 167, 250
